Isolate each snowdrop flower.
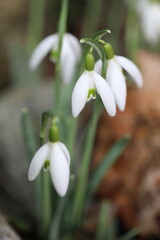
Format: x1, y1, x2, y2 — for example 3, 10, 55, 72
137, 0, 160, 44
29, 33, 82, 84
95, 43, 143, 112
72, 53, 116, 118
28, 124, 70, 197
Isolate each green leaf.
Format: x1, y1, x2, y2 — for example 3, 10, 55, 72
80, 38, 106, 62
9, 42, 41, 85
48, 199, 66, 240
95, 201, 111, 240
92, 29, 111, 41
21, 107, 37, 159
88, 134, 131, 197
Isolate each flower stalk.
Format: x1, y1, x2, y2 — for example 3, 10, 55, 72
41, 172, 52, 237
72, 100, 102, 225
54, 0, 69, 113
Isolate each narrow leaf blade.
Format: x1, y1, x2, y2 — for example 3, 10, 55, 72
21, 107, 37, 159
88, 134, 131, 197
95, 201, 114, 240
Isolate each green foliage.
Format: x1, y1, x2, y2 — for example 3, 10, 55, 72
21, 108, 37, 159
88, 134, 131, 198
96, 202, 118, 240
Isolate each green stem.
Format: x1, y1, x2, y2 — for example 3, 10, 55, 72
67, 118, 78, 154
41, 172, 52, 238
72, 101, 102, 225
54, 0, 69, 113
54, 70, 62, 113
27, 0, 46, 52
57, 0, 69, 66
39, 125, 52, 238
41, 0, 69, 237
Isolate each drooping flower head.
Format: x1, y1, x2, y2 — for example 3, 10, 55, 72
95, 43, 143, 112
72, 52, 116, 118
28, 123, 70, 197
29, 33, 82, 84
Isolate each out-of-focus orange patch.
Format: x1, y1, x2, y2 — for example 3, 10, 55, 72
92, 50, 160, 233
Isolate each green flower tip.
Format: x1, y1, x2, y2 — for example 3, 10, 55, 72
85, 53, 95, 71
87, 89, 96, 100
43, 160, 50, 171
103, 43, 114, 60
49, 124, 59, 142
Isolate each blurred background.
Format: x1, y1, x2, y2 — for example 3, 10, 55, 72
0, 0, 160, 239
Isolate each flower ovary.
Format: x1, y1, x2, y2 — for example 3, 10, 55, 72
85, 53, 95, 71
103, 43, 114, 60
49, 124, 59, 142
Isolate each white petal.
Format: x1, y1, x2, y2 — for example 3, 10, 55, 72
95, 59, 102, 75
59, 142, 70, 165
50, 143, 70, 197
93, 71, 116, 117
60, 44, 76, 84
116, 56, 143, 88
29, 34, 58, 70
28, 143, 49, 181
107, 60, 127, 112
60, 34, 82, 84
71, 71, 90, 118
65, 33, 82, 60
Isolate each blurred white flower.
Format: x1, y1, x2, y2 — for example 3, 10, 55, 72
28, 141, 70, 197
95, 56, 143, 111
71, 69, 116, 118
29, 33, 82, 84
137, 0, 160, 44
